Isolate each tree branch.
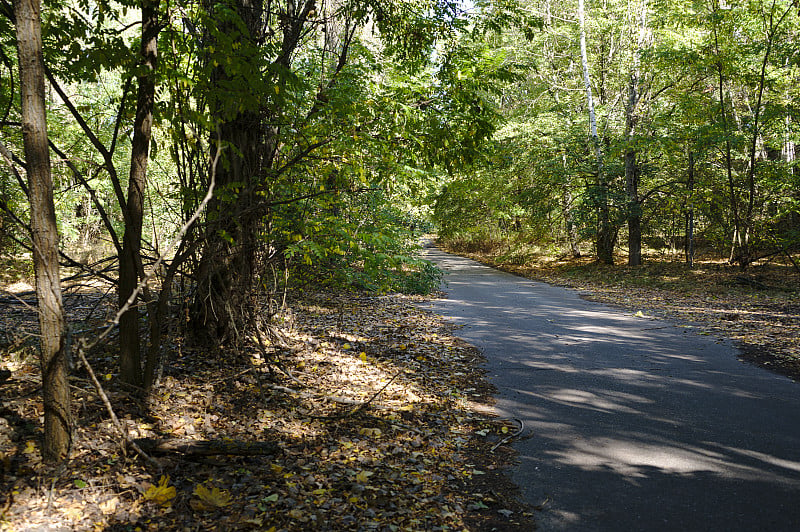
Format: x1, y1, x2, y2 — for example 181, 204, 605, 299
75, 341, 160, 467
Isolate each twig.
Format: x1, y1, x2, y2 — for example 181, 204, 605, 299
490, 418, 524, 452
208, 367, 254, 385
75, 339, 160, 467
0, 289, 39, 313
309, 370, 406, 420
348, 370, 404, 416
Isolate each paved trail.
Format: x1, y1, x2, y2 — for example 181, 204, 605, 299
422, 247, 800, 531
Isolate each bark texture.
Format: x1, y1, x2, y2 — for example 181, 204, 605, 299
192, 0, 316, 342
625, 0, 648, 267
14, 0, 71, 461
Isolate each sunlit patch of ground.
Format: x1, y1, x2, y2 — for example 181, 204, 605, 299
0, 290, 535, 530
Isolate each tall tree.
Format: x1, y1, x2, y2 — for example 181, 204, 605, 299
624, 0, 648, 266
578, 0, 613, 264
119, 0, 161, 388
191, 0, 281, 342
13, 0, 71, 461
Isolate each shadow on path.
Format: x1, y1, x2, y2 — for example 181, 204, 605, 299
422, 248, 800, 531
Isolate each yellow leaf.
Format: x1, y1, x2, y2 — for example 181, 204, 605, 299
191, 483, 231, 511
23, 441, 36, 455
354, 470, 373, 483
144, 475, 176, 506
343, 343, 352, 350
359, 352, 367, 362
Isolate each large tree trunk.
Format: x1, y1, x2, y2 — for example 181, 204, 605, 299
119, 0, 160, 389
191, 0, 267, 342
14, 0, 72, 461
578, 0, 613, 264
191, 0, 316, 342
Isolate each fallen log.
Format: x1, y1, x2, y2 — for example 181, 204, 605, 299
132, 438, 278, 457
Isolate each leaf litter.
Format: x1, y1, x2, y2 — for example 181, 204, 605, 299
0, 290, 535, 530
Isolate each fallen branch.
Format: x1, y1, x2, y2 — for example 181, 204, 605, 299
132, 438, 278, 457
75, 340, 160, 467
265, 371, 404, 415
490, 418, 524, 452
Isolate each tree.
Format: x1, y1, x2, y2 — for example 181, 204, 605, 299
624, 0, 648, 266
119, 0, 161, 389
188, 0, 506, 341
13, 0, 71, 461
579, 0, 613, 264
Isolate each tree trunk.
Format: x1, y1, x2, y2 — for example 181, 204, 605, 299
191, 0, 266, 342
736, 1, 793, 269
14, 0, 72, 461
625, 0, 648, 267
578, 0, 613, 264
711, 13, 742, 268
191, 0, 316, 342
685, 149, 695, 268
119, 0, 160, 389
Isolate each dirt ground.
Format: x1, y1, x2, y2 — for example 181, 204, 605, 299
0, 280, 536, 531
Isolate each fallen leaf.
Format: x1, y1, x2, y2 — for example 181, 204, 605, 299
143, 475, 176, 506
354, 470, 373, 483
99, 497, 119, 515
191, 483, 232, 511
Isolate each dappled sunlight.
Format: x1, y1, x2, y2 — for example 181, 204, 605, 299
541, 437, 800, 487
711, 445, 800, 474
426, 245, 800, 530
569, 324, 648, 339
550, 439, 725, 479
516, 388, 651, 415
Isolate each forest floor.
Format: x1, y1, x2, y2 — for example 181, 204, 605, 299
444, 244, 800, 382
0, 281, 536, 531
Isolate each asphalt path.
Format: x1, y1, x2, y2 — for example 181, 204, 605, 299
421, 246, 800, 531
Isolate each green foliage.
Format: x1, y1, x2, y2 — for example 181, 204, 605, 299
434, 0, 800, 267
